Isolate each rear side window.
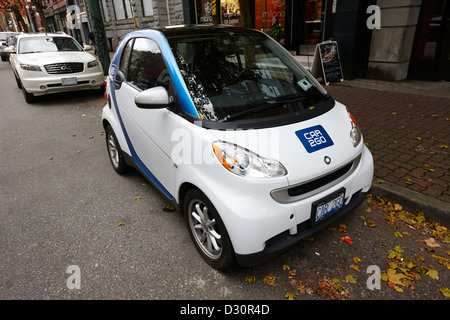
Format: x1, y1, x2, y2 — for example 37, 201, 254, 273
127, 38, 170, 91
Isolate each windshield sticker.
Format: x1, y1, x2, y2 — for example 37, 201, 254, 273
295, 125, 334, 153
297, 77, 313, 91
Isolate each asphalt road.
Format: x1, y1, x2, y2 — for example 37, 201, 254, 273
0, 61, 448, 306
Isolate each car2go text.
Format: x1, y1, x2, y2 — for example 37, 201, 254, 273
102, 25, 374, 269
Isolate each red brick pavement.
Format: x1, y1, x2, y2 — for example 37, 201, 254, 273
325, 85, 450, 204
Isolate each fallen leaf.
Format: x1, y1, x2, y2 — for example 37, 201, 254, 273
282, 264, 290, 271
353, 256, 362, 263
285, 292, 296, 300
345, 274, 357, 283
134, 196, 141, 201
394, 231, 403, 238
289, 269, 297, 276
341, 236, 352, 245
438, 287, 450, 298
423, 237, 440, 248
349, 265, 360, 272
245, 275, 255, 283
118, 222, 125, 226
426, 268, 439, 280
263, 273, 276, 286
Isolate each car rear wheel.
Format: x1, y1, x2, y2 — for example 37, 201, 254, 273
184, 189, 236, 270
105, 125, 128, 174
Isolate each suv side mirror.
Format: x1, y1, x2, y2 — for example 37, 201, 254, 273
4, 47, 15, 54
135, 86, 171, 109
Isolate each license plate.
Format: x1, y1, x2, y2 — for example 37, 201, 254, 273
312, 189, 345, 223
62, 77, 77, 86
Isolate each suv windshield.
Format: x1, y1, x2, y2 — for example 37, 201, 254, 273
19, 36, 82, 54
167, 29, 328, 122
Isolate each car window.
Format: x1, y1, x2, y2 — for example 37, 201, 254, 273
119, 39, 133, 78
126, 38, 170, 91
168, 31, 327, 122
19, 36, 83, 54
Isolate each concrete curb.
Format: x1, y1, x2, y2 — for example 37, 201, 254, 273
370, 176, 450, 225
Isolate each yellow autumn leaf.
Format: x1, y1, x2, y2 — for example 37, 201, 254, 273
353, 256, 362, 263
394, 231, 403, 238
439, 287, 450, 298
345, 274, 357, 284
439, 145, 449, 149
416, 137, 422, 140
245, 275, 256, 283
285, 292, 296, 300
134, 196, 141, 201
118, 222, 125, 226
426, 269, 439, 280
263, 273, 276, 286
282, 264, 290, 271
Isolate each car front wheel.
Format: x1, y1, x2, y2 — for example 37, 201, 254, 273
184, 189, 236, 270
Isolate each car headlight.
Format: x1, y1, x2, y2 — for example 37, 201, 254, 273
20, 63, 41, 71
347, 110, 362, 147
212, 141, 287, 178
87, 60, 99, 68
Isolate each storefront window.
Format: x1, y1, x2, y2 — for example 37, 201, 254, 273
221, 0, 242, 26
196, 0, 218, 24
255, 0, 286, 42
304, 0, 322, 45
196, 0, 242, 26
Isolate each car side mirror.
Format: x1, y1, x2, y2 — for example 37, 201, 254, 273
4, 47, 14, 54
135, 86, 171, 109
83, 44, 93, 51
114, 70, 126, 90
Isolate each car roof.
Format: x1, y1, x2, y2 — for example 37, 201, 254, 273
155, 24, 262, 37
17, 32, 71, 39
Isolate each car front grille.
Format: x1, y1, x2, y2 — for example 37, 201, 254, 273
44, 62, 84, 74
270, 154, 362, 204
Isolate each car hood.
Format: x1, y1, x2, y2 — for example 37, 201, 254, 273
209, 101, 363, 185
18, 51, 96, 65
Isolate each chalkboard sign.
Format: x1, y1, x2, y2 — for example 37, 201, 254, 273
310, 41, 344, 85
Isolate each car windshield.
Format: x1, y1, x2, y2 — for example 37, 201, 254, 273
167, 29, 327, 122
19, 36, 83, 54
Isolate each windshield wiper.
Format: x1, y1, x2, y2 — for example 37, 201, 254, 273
219, 94, 306, 122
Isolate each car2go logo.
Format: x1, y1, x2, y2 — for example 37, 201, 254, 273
295, 125, 334, 153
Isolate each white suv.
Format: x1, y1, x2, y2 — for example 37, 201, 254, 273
6, 32, 104, 103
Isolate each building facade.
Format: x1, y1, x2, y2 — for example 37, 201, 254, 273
36, 0, 448, 82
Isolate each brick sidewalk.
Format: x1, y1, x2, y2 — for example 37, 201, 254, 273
325, 84, 450, 204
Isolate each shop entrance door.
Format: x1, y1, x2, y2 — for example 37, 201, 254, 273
408, 0, 450, 81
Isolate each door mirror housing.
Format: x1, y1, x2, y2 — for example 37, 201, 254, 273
135, 86, 171, 109
114, 70, 126, 90
4, 47, 15, 54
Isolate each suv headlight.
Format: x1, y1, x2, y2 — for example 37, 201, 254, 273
87, 60, 99, 68
212, 141, 287, 178
20, 63, 41, 71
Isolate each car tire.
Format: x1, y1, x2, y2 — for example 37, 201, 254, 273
105, 125, 128, 174
14, 74, 22, 89
184, 189, 236, 270
21, 85, 36, 103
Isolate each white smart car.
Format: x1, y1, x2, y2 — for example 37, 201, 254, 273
6, 32, 104, 103
102, 26, 374, 269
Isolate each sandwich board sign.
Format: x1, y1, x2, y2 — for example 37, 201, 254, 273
310, 40, 344, 85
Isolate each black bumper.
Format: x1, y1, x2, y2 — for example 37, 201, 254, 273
235, 190, 367, 267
